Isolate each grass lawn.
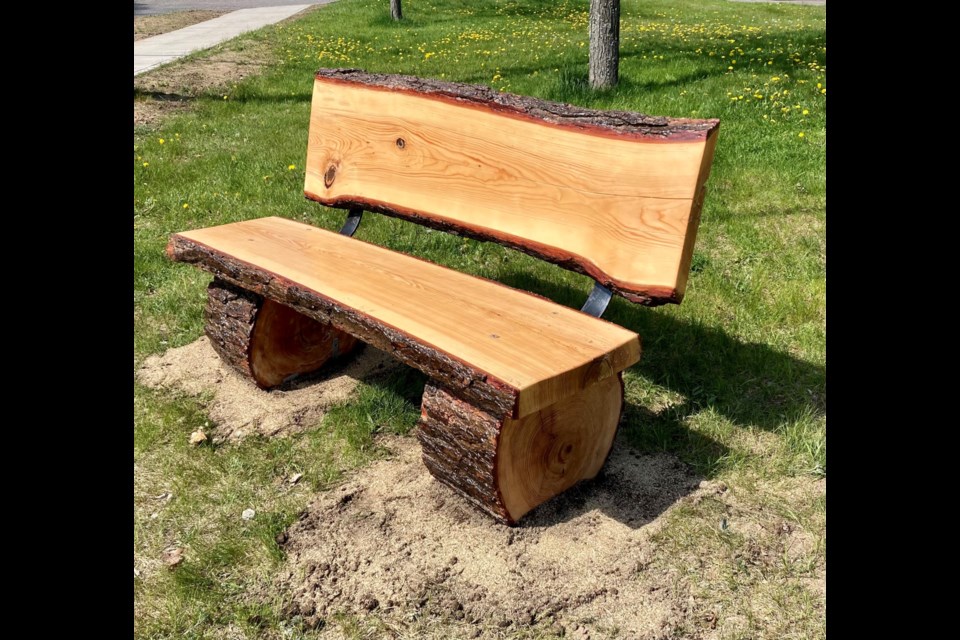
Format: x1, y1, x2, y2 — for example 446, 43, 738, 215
134, 0, 825, 637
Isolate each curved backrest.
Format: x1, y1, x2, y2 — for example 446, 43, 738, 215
304, 69, 719, 306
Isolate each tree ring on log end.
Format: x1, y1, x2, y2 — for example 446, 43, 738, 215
497, 373, 623, 522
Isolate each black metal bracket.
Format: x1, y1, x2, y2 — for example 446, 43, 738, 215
580, 282, 613, 318
339, 207, 363, 236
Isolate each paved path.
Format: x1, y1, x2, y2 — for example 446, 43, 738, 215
134, 4, 317, 75
134, 0, 324, 16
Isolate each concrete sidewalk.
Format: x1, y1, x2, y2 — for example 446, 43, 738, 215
134, 4, 314, 76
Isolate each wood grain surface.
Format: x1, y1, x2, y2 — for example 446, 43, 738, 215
305, 69, 719, 305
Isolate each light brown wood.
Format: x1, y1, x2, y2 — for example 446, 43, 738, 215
249, 298, 359, 387
305, 72, 719, 303
498, 373, 623, 521
203, 278, 359, 388
172, 217, 641, 417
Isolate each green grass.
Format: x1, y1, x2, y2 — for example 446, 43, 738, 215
134, 0, 825, 637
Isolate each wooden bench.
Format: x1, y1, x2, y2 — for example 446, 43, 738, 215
168, 69, 719, 524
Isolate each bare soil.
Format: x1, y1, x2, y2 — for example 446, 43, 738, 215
137, 337, 397, 442
275, 435, 709, 638
134, 10, 226, 41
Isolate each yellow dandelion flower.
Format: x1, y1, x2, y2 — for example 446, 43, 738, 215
158, 138, 165, 144
288, 164, 296, 171
798, 132, 805, 138
143, 162, 149, 167
802, 109, 810, 115
183, 203, 189, 209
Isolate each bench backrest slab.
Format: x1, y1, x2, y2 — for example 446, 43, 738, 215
305, 69, 719, 306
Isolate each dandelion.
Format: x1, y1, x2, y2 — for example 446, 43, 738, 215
802, 109, 810, 115
288, 164, 296, 171
143, 162, 149, 167
183, 203, 190, 209
798, 132, 805, 138
158, 138, 165, 145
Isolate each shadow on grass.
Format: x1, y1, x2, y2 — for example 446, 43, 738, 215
498, 270, 825, 437
134, 88, 195, 104
522, 433, 708, 530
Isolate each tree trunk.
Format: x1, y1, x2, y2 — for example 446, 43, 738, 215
390, 0, 402, 20
589, 0, 620, 89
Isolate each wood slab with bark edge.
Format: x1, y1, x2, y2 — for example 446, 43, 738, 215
306, 69, 719, 305
168, 217, 640, 419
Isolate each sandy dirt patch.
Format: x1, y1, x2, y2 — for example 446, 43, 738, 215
137, 337, 397, 442
277, 435, 707, 638
134, 10, 226, 41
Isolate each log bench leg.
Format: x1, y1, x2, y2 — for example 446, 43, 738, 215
417, 373, 624, 524
204, 278, 359, 388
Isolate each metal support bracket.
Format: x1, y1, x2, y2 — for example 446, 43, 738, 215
339, 207, 363, 236
580, 282, 613, 318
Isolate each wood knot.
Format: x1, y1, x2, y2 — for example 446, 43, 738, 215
396, 138, 406, 149
324, 165, 337, 188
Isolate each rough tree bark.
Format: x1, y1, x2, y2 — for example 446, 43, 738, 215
390, 0, 402, 21
589, 0, 620, 89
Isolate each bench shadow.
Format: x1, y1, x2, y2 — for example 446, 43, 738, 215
520, 433, 708, 530
481, 268, 822, 528
498, 271, 825, 435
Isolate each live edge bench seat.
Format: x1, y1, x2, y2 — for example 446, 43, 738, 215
168, 68, 719, 525
169, 216, 639, 522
